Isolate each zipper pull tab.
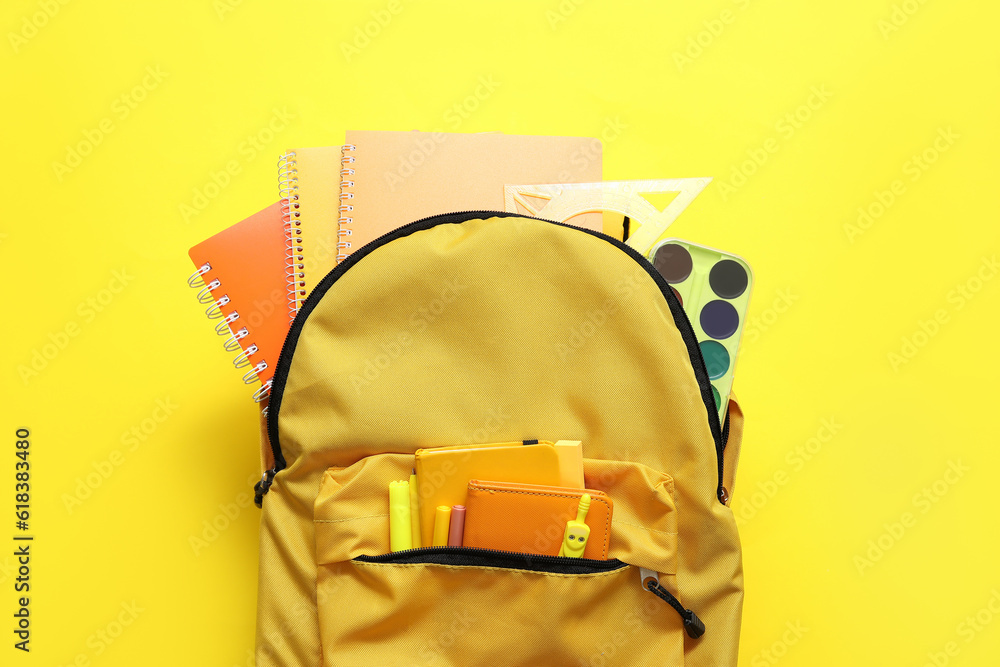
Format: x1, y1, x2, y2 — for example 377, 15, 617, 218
254, 467, 277, 508
639, 568, 659, 589
640, 569, 706, 639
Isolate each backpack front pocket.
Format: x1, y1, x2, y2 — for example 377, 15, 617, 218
316, 549, 684, 666
313, 452, 697, 666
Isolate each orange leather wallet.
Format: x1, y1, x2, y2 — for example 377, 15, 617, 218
462, 480, 613, 559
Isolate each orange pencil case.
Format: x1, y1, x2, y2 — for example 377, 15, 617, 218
462, 479, 613, 559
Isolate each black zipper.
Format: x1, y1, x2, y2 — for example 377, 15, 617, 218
356, 545, 627, 574
253, 467, 276, 508
263, 211, 725, 498
717, 405, 731, 503
644, 576, 707, 639
356, 546, 705, 637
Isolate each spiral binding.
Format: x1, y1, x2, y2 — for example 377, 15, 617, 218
251, 376, 270, 403
223, 327, 249, 352
187, 263, 211, 288
337, 144, 356, 263
243, 361, 267, 384
215, 311, 240, 336
233, 344, 259, 369
252, 381, 272, 405
188, 262, 267, 399
205, 294, 231, 319
278, 151, 304, 322
196, 279, 222, 304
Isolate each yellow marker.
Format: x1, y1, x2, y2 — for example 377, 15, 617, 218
432, 505, 452, 547
408, 469, 421, 548
558, 493, 591, 558
389, 480, 412, 552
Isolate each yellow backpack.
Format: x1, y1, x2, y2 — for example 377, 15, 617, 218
253, 212, 745, 666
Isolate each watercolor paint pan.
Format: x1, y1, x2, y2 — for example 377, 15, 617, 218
649, 238, 753, 425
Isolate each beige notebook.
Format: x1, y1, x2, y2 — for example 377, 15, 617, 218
339, 131, 603, 259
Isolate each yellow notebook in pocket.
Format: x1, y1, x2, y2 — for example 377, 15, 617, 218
414, 441, 561, 548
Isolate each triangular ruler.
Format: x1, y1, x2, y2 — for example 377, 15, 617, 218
503, 178, 711, 256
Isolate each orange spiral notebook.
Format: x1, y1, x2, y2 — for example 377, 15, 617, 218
187, 201, 287, 402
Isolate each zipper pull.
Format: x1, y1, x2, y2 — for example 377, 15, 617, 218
640, 569, 706, 639
254, 467, 277, 508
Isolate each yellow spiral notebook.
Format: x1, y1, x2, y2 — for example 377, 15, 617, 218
277, 146, 347, 315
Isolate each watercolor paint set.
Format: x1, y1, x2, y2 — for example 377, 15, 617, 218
649, 238, 753, 425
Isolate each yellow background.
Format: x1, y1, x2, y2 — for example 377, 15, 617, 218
2, 0, 998, 665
